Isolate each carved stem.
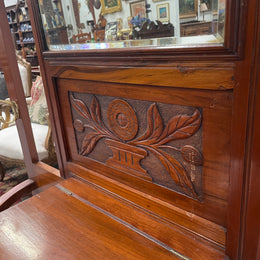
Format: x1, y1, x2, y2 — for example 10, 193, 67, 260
139, 144, 198, 199
158, 145, 180, 152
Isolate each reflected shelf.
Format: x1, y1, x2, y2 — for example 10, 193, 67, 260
49, 34, 223, 51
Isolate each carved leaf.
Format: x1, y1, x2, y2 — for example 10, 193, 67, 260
90, 96, 102, 125
73, 119, 84, 132
157, 109, 201, 146
181, 145, 203, 166
135, 103, 163, 144
80, 133, 104, 156
149, 103, 163, 140
149, 148, 198, 198
70, 94, 91, 120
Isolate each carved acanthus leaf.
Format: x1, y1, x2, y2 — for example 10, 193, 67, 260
147, 147, 198, 198
80, 132, 104, 156
71, 95, 202, 200
129, 104, 202, 199
134, 103, 163, 144
71, 94, 119, 156
132, 105, 201, 147
156, 109, 201, 146
90, 96, 102, 125
70, 94, 91, 120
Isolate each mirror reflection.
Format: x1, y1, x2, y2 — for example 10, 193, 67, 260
37, 0, 226, 50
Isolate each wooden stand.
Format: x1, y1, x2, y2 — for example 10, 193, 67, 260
0, 0, 260, 259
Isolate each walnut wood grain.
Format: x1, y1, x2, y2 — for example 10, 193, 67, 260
105, 139, 151, 181
67, 163, 226, 248
0, 181, 180, 260
70, 93, 203, 199
24, 0, 260, 258
58, 78, 230, 224
49, 65, 235, 91
0, 171, 62, 212
0, 179, 35, 212
236, 1, 260, 258
60, 177, 226, 259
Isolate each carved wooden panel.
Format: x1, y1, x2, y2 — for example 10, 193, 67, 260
70, 93, 203, 200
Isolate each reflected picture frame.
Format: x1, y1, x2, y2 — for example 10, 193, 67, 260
105, 21, 118, 41
212, 0, 219, 13
130, 0, 146, 18
156, 3, 170, 23
101, 0, 122, 15
152, 0, 164, 3
179, 0, 198, 18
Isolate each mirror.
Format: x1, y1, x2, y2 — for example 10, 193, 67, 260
37, 0, 226, 50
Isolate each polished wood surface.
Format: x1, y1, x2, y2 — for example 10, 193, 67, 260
240, 1, 260, 258
65, 176, 225, 259
41, 59, 231, 259
0, 179, 35, 211
0, 171, 61, 212
225, 0, 260, 258
57, 78, 231, 224
0, 178, 178, 260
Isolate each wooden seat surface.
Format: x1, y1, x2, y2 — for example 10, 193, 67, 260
0, 178, 177, 260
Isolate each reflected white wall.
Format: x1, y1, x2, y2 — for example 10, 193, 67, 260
61, 0, 78, 38
77, 0, 180, 37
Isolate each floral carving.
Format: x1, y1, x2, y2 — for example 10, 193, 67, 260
70, 94, 119, 156
129, 103, 202, 198
70, 94, 203, 199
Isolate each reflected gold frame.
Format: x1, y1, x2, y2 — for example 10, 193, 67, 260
101, 0, 122, 15
130, 0, 146, 18
179, 0, 198, 18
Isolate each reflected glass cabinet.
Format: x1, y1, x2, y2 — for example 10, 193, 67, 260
26, 0, 259, 258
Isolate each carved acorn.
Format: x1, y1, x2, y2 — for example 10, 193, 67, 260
181, 145, 203, 166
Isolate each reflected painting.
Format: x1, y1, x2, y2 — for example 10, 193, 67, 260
179, 0, 197, 18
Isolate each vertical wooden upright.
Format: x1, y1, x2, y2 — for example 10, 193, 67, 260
0, 0, 58, 178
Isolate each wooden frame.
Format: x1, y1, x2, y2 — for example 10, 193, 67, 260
217, 0, 225, 38
130, 0, 146, 18
0, 0, 60, 184
152, 0, 164, 3
21, 0, 260, 258
101, 0, 122, 15
179, 0, 198, 18
156, 3, 170, 23
32, 0, 242, 59
105, 21, 118, 41
212, 0, 218, 14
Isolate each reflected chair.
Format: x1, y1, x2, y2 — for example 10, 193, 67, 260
72, 32, 91, 43
0, 76, 56, 181
16, 54, 32, 97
